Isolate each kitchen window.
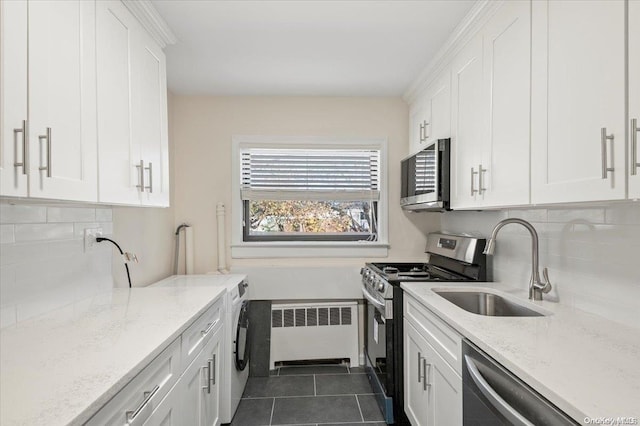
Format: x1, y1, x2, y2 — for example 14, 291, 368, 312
231, 136, 389, 258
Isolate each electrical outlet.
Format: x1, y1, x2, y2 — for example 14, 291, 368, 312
84, 228, 103, 252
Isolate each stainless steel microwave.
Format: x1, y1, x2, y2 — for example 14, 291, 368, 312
400, 138, 451, 211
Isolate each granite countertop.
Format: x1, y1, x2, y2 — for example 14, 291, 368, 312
0, 286, 226, 426
401, 282, 640, 423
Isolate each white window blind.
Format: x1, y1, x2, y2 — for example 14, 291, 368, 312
240, 148, 380, 201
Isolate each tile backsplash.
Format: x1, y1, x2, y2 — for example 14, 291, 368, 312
441, 203, 640, 328
0, 202, 114, 328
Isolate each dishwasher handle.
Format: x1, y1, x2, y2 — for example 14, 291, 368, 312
464, 355, 534, 426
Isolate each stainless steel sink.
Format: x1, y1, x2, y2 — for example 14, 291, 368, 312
433, 290, 545, 317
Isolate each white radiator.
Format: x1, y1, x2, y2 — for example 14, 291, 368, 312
270, 301, 359, 369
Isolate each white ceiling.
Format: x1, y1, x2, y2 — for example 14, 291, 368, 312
151, 0, 475, 96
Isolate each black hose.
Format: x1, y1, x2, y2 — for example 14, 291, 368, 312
96, 237, 132, 288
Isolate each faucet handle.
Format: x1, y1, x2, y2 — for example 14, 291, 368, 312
541, 267, 552, 293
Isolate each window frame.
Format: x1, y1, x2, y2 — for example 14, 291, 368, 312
231, 136, 389, 258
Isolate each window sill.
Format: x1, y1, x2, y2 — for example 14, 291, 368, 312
230, 241, 389, 258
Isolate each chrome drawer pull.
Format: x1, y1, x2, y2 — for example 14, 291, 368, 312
13, 120, 27, 174
601, 127, 614, 179
211, 354, 216, 385
125, 384, 159, 423
136, 160, 145, 192
423, 360, 431, 390
201, 318, 219, 336
471, 167, 478, 195
202, 361, 211, 394
38, 127, 52, 177
417, 352, 422, 383
144, 162, 153, 193
632, 118, 639, 176
478, 164, 487, 195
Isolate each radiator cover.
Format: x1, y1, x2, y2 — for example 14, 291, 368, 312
270, 301, 359, 369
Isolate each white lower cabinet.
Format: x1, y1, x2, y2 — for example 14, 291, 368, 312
87, 299, 224, 426
179, 326, 222, 426
404, 295, 462, 426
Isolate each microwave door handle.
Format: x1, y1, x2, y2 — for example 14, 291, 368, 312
464, 356, 534, 426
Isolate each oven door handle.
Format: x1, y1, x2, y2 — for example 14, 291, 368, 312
362, 287, 386, 313
464, 355, 534, 426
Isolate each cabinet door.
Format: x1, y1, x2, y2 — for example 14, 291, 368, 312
425, 71, 451, 144
134, 31, 170, 207
96, 0, 143, 205
0, 0, 28, 197
480, 0, 530, 207
450, 35, 485, 209
180, 348, 208, 426
27, 0, 98, 201
428, 344, 462, 426
404, 321, 430, 426
531, 0, 626, 204
630, 1, 640, 199
202, 335, 221, 426
409, 97, 428, 155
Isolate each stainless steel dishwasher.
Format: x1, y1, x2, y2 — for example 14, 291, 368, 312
462, 340, 578, 426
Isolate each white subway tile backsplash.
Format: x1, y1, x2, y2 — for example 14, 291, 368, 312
14, 223, 75, 242
547, 208, 606, 224
604, 203, 640, 225
508, 209, 548, 222
47, 207, 95, 223
0, 202, 114, 328
1, 225, 15, 244
95, 208, 113, 222
0, 203, 47, 224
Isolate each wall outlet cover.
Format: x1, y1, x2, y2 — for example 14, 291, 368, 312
84, 228, 103, 252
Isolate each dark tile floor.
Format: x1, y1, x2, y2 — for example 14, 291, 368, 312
228, 365, 386, 426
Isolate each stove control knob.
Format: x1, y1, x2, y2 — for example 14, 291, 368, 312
376, 280, 385, 292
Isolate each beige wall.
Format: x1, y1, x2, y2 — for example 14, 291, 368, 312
171, 96, 440, 272
111, 93, 177, 288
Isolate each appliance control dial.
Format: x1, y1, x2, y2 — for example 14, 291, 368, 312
376, 280, 386, 292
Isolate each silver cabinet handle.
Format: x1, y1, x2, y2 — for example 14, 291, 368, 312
201, 318, 219, 336
423, 120, 430, 140
13, 120, 27, 174
144, 162, 153, 193
136, 160, 145, 192
471, 167, 478, 196
419, 123, 425, 142
478, 164, 487, 195
417, 352, 422, 383
38, 128, 51, 177
632, 118, 639, 176
202, 361, 211, 394
125, 384, 160, 423
422, 359, 431, 390
601, 127, 615, 179
211, 354, 216, 385
465, 355, 534, 426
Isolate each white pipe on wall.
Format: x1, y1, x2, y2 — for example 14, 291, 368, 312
185, 226, 194, 275
216, 202, 228, 273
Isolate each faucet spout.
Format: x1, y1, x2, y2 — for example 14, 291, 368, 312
484, 218, 552, 301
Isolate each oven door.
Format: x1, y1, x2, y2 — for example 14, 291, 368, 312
363, 288, 394, 424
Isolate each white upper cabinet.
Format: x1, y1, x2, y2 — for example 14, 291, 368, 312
450, 34, 485, 209
134, 30, 170, 207
96, 0, 142, 205
480, 0, 530, 208
96, 1, 170, 208
28, 0, 98, 202
0, 0, 28, 197
531, 0, 626, 204
630, 0, 640, 200
409, 71, 451, 156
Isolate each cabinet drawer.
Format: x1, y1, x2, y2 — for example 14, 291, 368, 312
87, 337, 181, 426
404, 295, 462, 374
181, 296, 224, 371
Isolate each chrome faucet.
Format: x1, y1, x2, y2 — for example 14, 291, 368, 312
483, 218, 552, 301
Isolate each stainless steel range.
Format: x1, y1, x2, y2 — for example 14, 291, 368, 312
361, 233, 488, 424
